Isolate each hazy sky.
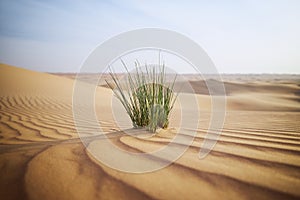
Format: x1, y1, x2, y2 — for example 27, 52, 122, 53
0, 0, 299, 73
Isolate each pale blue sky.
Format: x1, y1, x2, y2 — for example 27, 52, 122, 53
0, 0, 299, 73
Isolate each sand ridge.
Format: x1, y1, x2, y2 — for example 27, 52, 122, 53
1, 63, 300, 199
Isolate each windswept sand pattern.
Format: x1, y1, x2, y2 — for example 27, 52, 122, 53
1, 63, 300, 200
0, 94, 76, 143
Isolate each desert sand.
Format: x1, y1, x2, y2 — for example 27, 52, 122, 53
1, 63, 300, 200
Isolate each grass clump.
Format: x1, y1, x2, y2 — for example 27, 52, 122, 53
106, 60, 178, 133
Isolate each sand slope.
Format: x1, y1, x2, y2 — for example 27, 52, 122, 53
1, 63, 300, 200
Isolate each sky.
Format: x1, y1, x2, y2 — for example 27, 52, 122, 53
0, 0, 299, 73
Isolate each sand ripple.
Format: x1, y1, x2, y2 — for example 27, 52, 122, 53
1, 64, 300, 199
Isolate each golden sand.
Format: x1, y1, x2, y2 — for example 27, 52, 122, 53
0, 63, 300, 199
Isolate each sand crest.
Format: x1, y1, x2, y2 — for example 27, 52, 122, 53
1, 63, 300, 199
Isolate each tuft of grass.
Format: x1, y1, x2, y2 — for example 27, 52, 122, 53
106, 60, 178, 133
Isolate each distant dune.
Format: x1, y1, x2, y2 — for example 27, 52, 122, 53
1, 63, 300, 200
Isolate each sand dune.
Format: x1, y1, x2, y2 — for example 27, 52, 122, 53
1, 63, 300, 199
